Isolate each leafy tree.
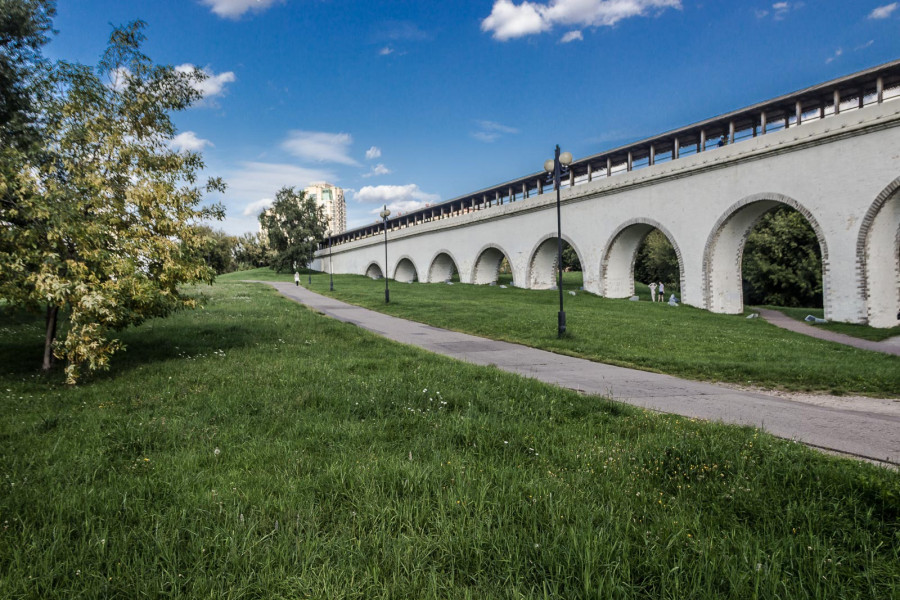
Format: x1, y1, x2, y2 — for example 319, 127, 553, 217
743, 206, 823, 307
634, 229, 679, 290
194, 226, 235, 275
561, 242, 581, 271
259, 186, 327, 274
0, 21, 225, 383
232, 231, 268, 270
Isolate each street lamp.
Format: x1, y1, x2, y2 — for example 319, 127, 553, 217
544, 145, 573, 338
326, 229, 334, 291
379, 205, 391, 303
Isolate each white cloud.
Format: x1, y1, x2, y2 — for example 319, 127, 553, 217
201, 0, 282, 19
560, 30, 583, 43
379, 47, 394, 55
225, 161, 336, 208
365, 146, 383, 160
869, 3, 898, 19
756, 2, 802, 21
471, 120, 519, 143
242, 198, 273, 216
482, 0, 682, 41
362, 163, 392, 178
170, 131, 213, 152
826, 47, 843, 64
281, 131, 360, 166
175, 64, 236, 103
355, 184, 440, 215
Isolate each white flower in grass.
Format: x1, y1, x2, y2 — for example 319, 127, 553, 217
214, 447, 221, 456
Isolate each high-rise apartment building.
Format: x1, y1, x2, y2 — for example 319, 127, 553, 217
305, 182, 346, 234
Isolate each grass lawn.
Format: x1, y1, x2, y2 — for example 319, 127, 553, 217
758, 305, 900, 342
1, 280, 898, 598
227, 268, 900, 397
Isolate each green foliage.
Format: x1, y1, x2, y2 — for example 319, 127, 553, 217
0, 282, 897, 597
232, 231, 268, 270
0, 21, 225, 382
259, 186, 327, 273
635, 230, 679, 290
743, 206, 823, 308
195, 226, 235, 275
561, 242, 581, 271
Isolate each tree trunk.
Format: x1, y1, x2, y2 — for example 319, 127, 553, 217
42, 304, 58, 371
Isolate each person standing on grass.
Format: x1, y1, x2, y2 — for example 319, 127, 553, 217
649, 281, 657, 302
658, 281, 665, 302
294, 271, 300, 286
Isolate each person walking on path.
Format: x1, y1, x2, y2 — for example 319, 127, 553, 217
658, 282, 665, 302
294, 271, 300, 286
649, 282, 657, 302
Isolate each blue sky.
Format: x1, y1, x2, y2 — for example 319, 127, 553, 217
46, 0, 900, 235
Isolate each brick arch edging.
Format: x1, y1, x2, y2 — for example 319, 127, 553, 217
598, 218, 686, 298
856, 177, 900, 323
471, 243, 515, 286
426, 249, 462, 282
524, 232, 588, 289
392, 254, 420, 281
701, 192, 830, 313
364, 260, 384, 278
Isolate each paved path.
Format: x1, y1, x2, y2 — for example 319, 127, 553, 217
256, 281, 900, 465
757, 309, 900, 356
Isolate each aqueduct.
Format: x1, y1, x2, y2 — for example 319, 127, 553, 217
314, 61, 900, 328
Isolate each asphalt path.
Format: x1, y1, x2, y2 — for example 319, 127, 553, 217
255, 281, 900, 466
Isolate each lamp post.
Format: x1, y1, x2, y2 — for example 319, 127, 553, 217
544, 145, 573, 338
326, 229, 334, 291
379, 205, 391, 303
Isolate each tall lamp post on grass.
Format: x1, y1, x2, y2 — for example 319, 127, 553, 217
380, 204, 391, 303
544, 145, 573, 338
326, 229, 334, 291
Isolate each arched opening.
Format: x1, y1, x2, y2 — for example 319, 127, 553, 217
394, 257, 418, 283
861, 185, 900, 328
365, 263, 383, 279
742, 206, 823, 309
600, 221, 684, 300
427, 252, 460, 283
473, 246, 513, 286
704, 195, 828, 315
528, 237, 584, 290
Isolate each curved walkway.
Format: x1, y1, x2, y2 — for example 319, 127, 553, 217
256, 281, 900, 466
757, 309, 900, 356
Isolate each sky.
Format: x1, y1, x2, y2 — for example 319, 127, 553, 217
44, 0, 900, 236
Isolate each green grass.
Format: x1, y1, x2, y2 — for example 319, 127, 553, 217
758, 306, 900, 342
1, 280, 898, 598
227, 268, 900, 397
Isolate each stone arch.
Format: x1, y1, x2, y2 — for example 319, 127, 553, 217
472, 244, 515, 286
599, 218, 685, 299
526, 234, 586, 290
858, 177, 900, 328
427, 250, 461, 283
703, 192, 829, 315
365, 262, 384, 279
393, 256, 419, 283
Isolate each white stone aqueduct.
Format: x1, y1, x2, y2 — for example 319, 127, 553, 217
315, 64, 900, 328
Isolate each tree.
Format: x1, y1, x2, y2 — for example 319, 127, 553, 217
195, 226, 235, 275
232, 231, 268, 270
634, 229, 679, 290
742, 206, 823, 307
0, 21, 225, 383
561, 242, 581, 271
259, 186, 327, 273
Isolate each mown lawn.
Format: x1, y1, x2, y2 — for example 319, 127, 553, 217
1, 281, 897, 598
228, 268, 900, 397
